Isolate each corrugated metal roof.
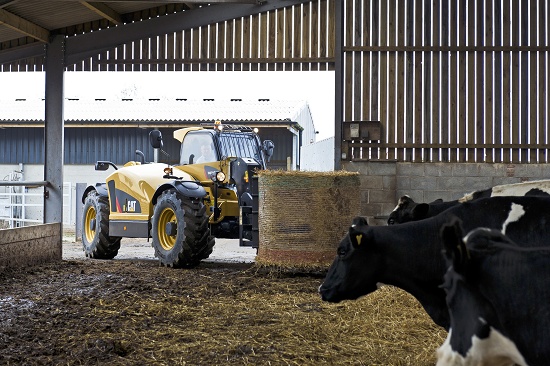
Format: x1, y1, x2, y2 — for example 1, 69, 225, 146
0, 98, 307, 124
6, 1, 97, 30
0, 27, 22, 42
3, 1, 177, 31
108, 2, 178, 16
0, 1, 202, 44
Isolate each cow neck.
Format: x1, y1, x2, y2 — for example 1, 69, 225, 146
373, 220, 447, 286
370, 221, 450, 329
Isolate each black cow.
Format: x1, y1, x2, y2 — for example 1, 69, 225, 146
387, 196, 457, 225
438, 217, 550, 366
319, 196, 550, 330
388, 179, 550, 225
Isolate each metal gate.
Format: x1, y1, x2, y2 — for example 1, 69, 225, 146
0, 173, 73, 229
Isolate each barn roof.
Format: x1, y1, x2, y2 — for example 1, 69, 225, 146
0, 98, 309, 127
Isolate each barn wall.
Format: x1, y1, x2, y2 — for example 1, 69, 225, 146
56, 0, 336, 73
3, 0, 550, 166
0, 223, 61, 271
343, 161, 550, 226
0, 127, 157, 165
341, 0, 550, 164
0, 126, 298, 167
301, 136, 335, 171
259, 128, 299, 170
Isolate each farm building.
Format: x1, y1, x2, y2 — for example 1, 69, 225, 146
0, 97, 315, 227
1, 1, 550, 363
0, 1, 549, 242
0, 97, 314, 170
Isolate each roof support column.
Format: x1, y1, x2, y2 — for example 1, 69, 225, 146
43, 34, 65, 231
334, 0, 344, 170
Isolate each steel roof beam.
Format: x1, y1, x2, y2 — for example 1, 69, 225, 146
79, 1, 123, 25
0, 42, 45, 64
0, 0, 17, 9
65, 0, 309, 65
0, 8, 50, 43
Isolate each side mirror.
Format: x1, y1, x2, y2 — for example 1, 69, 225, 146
95, 161, 118, 171
135, 150, 146, 164
149, 130, 163, 149
262, 140, 274, 162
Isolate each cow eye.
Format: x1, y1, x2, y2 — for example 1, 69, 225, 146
388, 218, 395, 225
337, 248, 347, 257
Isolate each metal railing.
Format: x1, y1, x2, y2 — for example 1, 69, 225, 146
0, 181, 73, 229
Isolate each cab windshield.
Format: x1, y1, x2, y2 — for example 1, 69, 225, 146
217, 132, 264, 168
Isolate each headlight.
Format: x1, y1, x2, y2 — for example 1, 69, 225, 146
208, 170, 226, 183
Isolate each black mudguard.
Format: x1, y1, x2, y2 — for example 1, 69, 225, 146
82, 183, 108, 203
152, 181, 207, 205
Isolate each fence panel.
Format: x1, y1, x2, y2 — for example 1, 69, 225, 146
0, 181, 74, 229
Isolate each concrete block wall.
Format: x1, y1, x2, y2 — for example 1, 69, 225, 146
343, 161, 397, 226
0, 223, 61, 271
343, 161, 550, 226
397, 163, 550, 202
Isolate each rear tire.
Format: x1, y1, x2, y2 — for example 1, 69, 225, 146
152, 189, 214, 268
82, 190, 121, 259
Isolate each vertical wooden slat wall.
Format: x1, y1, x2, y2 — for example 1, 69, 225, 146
50, 2, 334, 73
343, 0, 549, 163
2, 0, 549, 164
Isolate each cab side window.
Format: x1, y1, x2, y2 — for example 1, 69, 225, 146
180, 133, 216, 165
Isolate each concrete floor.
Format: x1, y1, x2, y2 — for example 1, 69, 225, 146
62, 236, 257, 264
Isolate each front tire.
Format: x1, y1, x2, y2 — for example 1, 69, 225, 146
82, 190, 121, 259
151, 189, 215, 268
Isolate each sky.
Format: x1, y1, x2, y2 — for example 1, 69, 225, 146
0, 71, 335, 140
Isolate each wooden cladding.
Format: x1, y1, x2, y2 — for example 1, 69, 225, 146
345, 0, 550, 163
63, 1, 335, 72
3, 0, 550, 164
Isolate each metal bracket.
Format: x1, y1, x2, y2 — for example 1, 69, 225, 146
343, 121, 382, 141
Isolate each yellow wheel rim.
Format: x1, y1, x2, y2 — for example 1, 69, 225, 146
84, 205, 96, 243
158, 207, 177, 250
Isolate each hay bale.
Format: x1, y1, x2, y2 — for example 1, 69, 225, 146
256, 170, 361, 268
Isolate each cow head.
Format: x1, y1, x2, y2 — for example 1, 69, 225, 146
387, 195, 432, 225
319, 216, 380, 302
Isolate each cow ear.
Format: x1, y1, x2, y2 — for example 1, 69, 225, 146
412, 203, 430, 219
440, 216, 469, 271
349, 216, 369, 248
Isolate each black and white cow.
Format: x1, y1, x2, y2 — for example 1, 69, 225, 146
319, 195, 550, 330
387, 196, 457, 225
437, 217, 550, 366
387, 179, 550, 225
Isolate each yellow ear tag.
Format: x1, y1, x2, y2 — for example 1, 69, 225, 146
355, 234, 363, 246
